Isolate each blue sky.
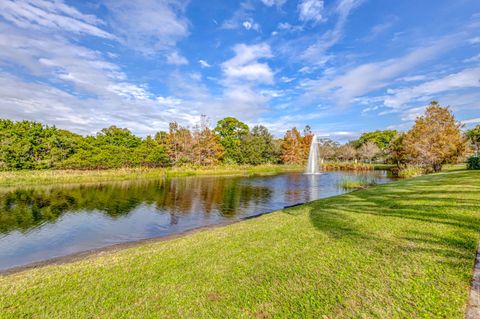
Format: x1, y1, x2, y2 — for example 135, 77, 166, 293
0, 0, 479, 141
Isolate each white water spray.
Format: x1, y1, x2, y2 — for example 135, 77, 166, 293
305, 134, 321, 174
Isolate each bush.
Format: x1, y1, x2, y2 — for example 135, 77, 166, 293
398, 166, 425, 178
467, 156, 480, 170
338, 176, 377, 190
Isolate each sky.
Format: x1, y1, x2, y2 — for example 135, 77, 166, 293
0, 0, 479, 141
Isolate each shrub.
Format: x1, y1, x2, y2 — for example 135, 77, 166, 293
338, 176, 377, 190
467, 156, 480, 170
398, 166, 425, 178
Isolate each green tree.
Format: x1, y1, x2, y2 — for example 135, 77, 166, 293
96, 126, 141, 148
404, 101, 466, 172
240, 125, 276, 165
214, 117, 249, 164
353, 130, 398, 150
466, 125, 480, 156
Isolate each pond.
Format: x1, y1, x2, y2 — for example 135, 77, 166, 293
0, 171, 395, 270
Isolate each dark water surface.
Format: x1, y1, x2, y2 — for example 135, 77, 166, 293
0, 171, 395, 270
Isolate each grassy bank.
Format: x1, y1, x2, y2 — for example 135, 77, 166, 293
0, 164, 303, 187
1, 170, 479, 318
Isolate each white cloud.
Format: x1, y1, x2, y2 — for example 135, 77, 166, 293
401, 75, 428, 82
221, 2, 258, 31
166, 51, 188, 65
298, 0, 325, 24
300, 0, 364, 62
384, 67, 480, 109
462, 118, 480, 125
198, 59, 212, 68
0, 0, 114, 39
302, 37, 456, 106
242, 19, 260, 31
260, 0, 287, 7
105, 0, 189, 55
280, 76, 296, 83
469, 37, 480, 44
464, 54, 480, 63
221, 43, 274, 84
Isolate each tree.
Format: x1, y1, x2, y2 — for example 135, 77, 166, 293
96, 126, 141, 148
466, 125, 480, 156
240, 125, 276, 165
214, 117, 249, 164
301, 127, 314, 162
403, 101, 466, 172
353, 130, 398, 150
167, 122, 193, 165
281, 128, 303, 164
358, 141, 380, 163
337, 144, 357, 161
388, 133, 409, 168
192, 122, 224, 166
317, 138, 339, 161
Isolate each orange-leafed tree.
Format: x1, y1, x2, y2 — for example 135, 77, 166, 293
403, 101, 466, 172
281, 127, 304, 164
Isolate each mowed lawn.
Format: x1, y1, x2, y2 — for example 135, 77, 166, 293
1, 170, 479, 318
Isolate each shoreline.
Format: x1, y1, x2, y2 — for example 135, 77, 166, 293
0, 163, 394, 188
0, 164, 304, 188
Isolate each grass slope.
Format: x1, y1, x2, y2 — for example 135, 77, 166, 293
1, 170, 479, 318
0, 164, 303, 187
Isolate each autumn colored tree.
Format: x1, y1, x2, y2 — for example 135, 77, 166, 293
167, 122, 194, 165
301, 126, 314, 162
214, 117, 249, 164
281, 128, 304, 164
403, 101, 466, 172
192, 116, 224, 166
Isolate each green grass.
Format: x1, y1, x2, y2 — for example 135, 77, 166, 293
1, 170, 479, 318
0, 164, 303, 187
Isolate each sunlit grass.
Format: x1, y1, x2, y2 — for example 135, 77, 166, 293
1, 170, 479, 318
0, 164, 303, 187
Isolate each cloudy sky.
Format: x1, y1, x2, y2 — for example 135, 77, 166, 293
0, 0, 479, 140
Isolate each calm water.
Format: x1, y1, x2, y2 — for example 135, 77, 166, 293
0, 171, 395, 270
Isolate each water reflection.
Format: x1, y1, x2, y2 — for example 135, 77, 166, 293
0, 171, 394, 270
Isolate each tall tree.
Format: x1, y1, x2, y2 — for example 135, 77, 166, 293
281, 128, 303, 164
466, 125, 480, 157
192, 117, 224, 166
404, 101, 466, 172
317, 138, 339, 161
167, 122, 193, 165
214, 117, 249, 164
353, 130, 398, 150
337, 144, 357, 161
240, 125, 276, 165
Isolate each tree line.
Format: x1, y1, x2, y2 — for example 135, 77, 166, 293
0, 101, 478, 172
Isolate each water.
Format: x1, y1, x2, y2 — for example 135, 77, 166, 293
306, 134, 321, 174
0, 171, 395, 270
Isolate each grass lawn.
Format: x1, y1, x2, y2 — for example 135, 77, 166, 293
0, 164, 303, 187
1, 169, 479, 318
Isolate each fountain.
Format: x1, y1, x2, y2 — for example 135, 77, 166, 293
305, 134, 321, 174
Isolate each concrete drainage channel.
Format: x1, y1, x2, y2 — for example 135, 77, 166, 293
466, 243, 480, 318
